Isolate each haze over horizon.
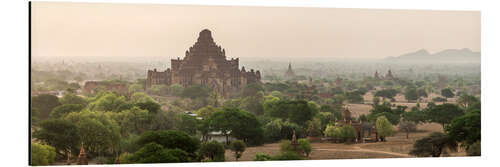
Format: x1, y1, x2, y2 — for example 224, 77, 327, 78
31, 2, 480, 60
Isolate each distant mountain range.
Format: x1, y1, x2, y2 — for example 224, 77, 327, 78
385, 48, 480, 64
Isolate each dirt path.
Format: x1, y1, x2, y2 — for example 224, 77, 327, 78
313, 146, 410, 158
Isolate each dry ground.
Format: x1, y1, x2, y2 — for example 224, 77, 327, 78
225, 123, 465, 161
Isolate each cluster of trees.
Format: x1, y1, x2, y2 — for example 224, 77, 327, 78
409, 93, 481, 157
31, 143, 56, 166
31, 91, 214, 164
324, 125, 357, 143
31, 88, 274, 164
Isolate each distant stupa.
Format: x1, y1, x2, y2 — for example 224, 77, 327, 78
77, 144, 88, 165
284, 63, 296, 79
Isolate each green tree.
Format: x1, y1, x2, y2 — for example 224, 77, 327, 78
229, 140, 246, 161
416, 88, 428, 100
87, 92, 127, 112
441, 88, 455, 99
49, 104, 85, 119
457, 93, 479, 110
427, 103, 464, 128
376, 116, 393, 141
402, 107, 427, 125
340, 125, 357, 143
128, 143, 191, 163
368, 103, 405, 125
264, 99, 318, 127
128, 83, 144, 94
177, 113, 199, 134
59, 93, 87, 106
196, 106, 217, 119
374, 89, 398, 101
324, 125, 342, 140
199, 141, 225, 162
208, 108, 264, 145
117, 106, 150, 135
130, 92, 155, 104
32, 94, 61, 120
135, 130, 200, 154
135, 101, 161, 114
264, 119, 285, 142
298, 138, 312, 157
307, 118, 322, 137
345, 91, 364, 103
64, 111, 121, 156
409, 132, 457, 157
31, 142, 56, 166
445, 110, 480, 149
34, 119, 80, 157
404, 86, 418, 102
240, 93, 265, 115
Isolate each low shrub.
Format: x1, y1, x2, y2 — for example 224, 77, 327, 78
254, 153, 272, 161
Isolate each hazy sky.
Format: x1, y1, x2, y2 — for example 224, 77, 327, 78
31, 2, 480, 60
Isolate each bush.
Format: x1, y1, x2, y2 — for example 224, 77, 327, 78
199, 141, 225, 162
229, 140, 246, 161
324, 125, 340, 139
136, 130, 200, 154
271, 151, 305, 160
31, 142, 56, 166
432, 97, 447, 102
118, 152, 133, 164
307, 118, 322, 137
340, 125, 357, 143
466, 141, 481, 156
254, 153, 272, 161
128, 143, 191, 163
279, 140, 294, 152
298, 139, 312, 157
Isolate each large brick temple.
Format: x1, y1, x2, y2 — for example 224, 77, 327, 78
146, 29, 261, 97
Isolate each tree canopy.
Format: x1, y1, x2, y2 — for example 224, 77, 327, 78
199, 141, 225, 162
376, 116, 393, 141
409, 132, 457, 157
208, 107, 264, 145
34, 119, 80, 155
374, 89, 398, 100
31, 142, 56, 166
32, 94, 61, 120
427, 103, 464, 128
445, 110, 481, 149
441, 88, 455, 99
229, 140, 246, 161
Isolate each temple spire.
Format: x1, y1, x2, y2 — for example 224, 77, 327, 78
284, 62, 296, 79
77, 143, 88, 165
